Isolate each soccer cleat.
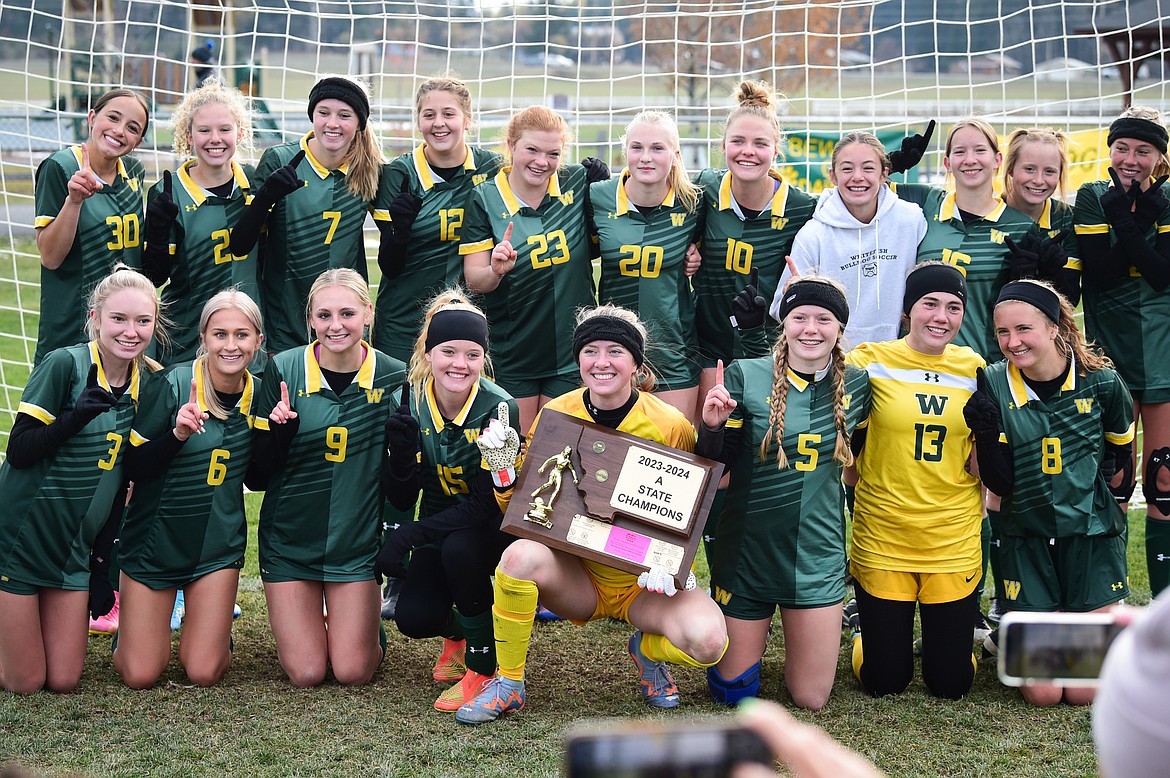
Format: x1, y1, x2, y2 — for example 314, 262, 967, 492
432, 638, 468, 682
912, 637, 923, 657
982, 629, 999, 659
435, 670, 496, 712
170, 589, 186, 631
88, 591, 120, 636
842, 598, 860, 632
380, 576, 404, 620
455, 675, 526, 725
986, 598, 1006, 625
628, 630, 680, 709
973, 612, 993, 645
535, 603, 562, 622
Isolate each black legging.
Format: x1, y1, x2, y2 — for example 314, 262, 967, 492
394, 526, 512, 639
854, 580, 979, 700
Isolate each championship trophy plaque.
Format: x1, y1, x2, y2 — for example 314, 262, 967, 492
500, 410, 723, 590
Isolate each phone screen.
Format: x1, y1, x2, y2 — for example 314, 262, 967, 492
565, 723, 772, 778
998, 614, 1123, 687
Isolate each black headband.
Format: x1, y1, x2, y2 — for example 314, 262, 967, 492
308, 77, 370, 130
903, 263, 967, 315
997, 281, 1061, 323
572, 315, 645, 367
425, 308, 489, 352
1107, 117, 1169, 155
775, 279, 849, 326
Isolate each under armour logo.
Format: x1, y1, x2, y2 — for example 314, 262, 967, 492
467, 647, 491, 654
1111, 581, 1124, 591
924, 372, 940, 382
185, 204, 197, 212
1157, 554, 1170, 562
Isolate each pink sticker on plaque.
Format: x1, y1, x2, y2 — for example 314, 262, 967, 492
603, 526, 651, 563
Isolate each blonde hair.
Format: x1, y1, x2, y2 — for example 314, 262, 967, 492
995, 279, 1113, 375
304, 268, 373, 340
171, 78, 253, 159
406, 287, 491, 406
724, 80, 786, 161
575, 304, 656, 393
760, 275, 853, 470
1002, 127, 1069, 201
85, 263, 171, 361
196, 289, 263, 420
415, 76, 473, 130
945, 117, 999, 156
502, 106, 573, 164
831, 131, 891, 175
622, 110, 700, 213
1114, 105, 1170, 178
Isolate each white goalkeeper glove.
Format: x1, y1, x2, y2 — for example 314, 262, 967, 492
477, 401, 520, 488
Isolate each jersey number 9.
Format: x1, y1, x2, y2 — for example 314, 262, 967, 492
325, 426, 348, 462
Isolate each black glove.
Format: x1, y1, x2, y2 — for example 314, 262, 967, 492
88, 555, 116, 619
1004, 234, 1041, 279
730, 268, 767, 331
581, 156, 610, 184
1133, 175, 1170, 233
257, 149, 305, 205
887, 119, 936, 175
76, 364, 117, 422
145, 170, 179, 252
963, 368, 1001, 439
385, 379, 420, 473
1100, 167, 1143, 234
374, 522, 421, 581
388, 191, 423, 244
1035, 230, 1070, 279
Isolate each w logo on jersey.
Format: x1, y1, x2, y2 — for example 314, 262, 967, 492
771, 216, 788, 230
365, 388, 385, 404
916, 393, 949, 415
990, 229, 1007, 244
472, 173, 488, 185
1003, 579, 1022, 601
712, 586, 732, 605
558, 191, 574, 206
1074, 398, 1094, 413
464, 429, 480, 444
671, 213, 686, 227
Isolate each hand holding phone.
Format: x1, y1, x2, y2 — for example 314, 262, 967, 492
998, 611, 1126, 688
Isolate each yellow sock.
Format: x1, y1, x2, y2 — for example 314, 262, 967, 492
851, 632, 864, 682
492, 569, 538, 682
638, 633, 726, 668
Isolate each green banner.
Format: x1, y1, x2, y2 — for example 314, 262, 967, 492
778, 129, 917, 192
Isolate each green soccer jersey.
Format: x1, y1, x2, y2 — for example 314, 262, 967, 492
982, 358, 1134, 538
692, 168, 815, 365
711, 359, 871, 607
255, 342, 406, 581
150, 160, 259, 364
591, 170, 703, 389
1074, 179, 1170, 394
119, 359, 258, 588
372, 144, 502, 361
0, 342, 146, 589
257, 136, 376, 354
894, 184, 1038, 361
34, 146, 145, 363
458, 165, 596, 385
412, 376, 519, 518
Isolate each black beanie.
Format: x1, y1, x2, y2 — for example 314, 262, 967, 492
902, 263, 967, 315
1107, 116, 1169, 155
308, 77, 370, 130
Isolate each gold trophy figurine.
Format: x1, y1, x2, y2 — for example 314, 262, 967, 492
525, 446, 578, 528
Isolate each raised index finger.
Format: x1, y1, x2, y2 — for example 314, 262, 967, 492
749, 267, 759, 289
502, 221, 513, 244
79, 143, 91, 172
921, 118, 936, 147
1150, 175, 1169, 196
288, 149, 306, 169
496, 401, 509, 429
784, 255, 799, 278
189, 378, 198, 405
280, 380, 290, 406
1108, 166, 1124, 190
715, 358, 724, 387
163, 169, 173, 196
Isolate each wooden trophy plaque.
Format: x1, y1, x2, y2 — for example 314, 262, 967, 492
500, 409, 723, 589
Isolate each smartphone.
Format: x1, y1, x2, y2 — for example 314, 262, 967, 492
565, 719, 773, 778
997, 611, 1125, 687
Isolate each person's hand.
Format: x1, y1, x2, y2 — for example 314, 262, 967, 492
145, 170, 180, 258
581, 156, 610, 183
684, 242, 702, 277
636, 566, 696, 596
702, 359, 737, 430
1133, 174, 1170, 232
1004, 234, 1040, 279
491, 221, 518, 277
962, 367, 1001, 439
1100, 445, 1135, 502
1100, 167, 1142, 229
374, 522, 420, 582
76, 364, 117, 421
268, 380, 298, 425
735, 698, 885, 778
257, 149, 305, 203
388, 191, 423, 244
477, 401, 521, 488
385, 379, 420, 472
1035, 230, 1070, 278
66, 144, 103, 204
784, 255, 800, 280
887, 119, 936, 175
730, 268, 767, 331
174, 379, 207, 441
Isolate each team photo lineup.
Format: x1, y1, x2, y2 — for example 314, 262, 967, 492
2, 45, 1170, 772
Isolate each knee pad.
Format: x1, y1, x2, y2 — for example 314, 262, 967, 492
1145, 447, 1170, 511
706, 662, 761, 706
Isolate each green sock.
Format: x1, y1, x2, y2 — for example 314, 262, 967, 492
702, 488, 725, 573
977, 513, 992, 598
986, 510, 1004, 600
459, 610, 496, 676
443, 608, 465, 642
1147, 515, 1170, 597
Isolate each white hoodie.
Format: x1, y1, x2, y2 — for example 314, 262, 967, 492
770, 184, 926, 348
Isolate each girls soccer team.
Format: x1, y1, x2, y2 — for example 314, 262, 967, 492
0, 75, 1158, 718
